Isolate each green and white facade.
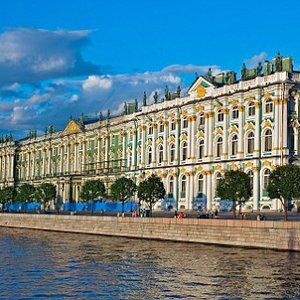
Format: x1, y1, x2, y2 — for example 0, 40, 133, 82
0, 54, 299, 210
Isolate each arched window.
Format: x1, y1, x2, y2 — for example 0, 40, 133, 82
181, 175, 186, 197
199, 113, 205, 127
246, 170, 254, 195
248, 102, 255, 116
265, 99, 273, 114
216, 136, 223, 158
198, 139, 204, 159
182, 117, 188, 129
247, 131, 255, 154
170, 143, 175, 162
182, 142, 188, 161
147, 146, 152, 164
148, 126, 153, 135
232, 106, 239, 119
217, 109, 224, 122
264, 129, 272, 152
231, 134, 238, 156
169, 176, 174, 194
158, 145, 163, 163
263, 169, 271, 195
215, 172, 222, 189
198, 174, 204, 195
159, 122, 164, 133
171, 119, 176, 131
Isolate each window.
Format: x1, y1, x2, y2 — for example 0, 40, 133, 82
198, 139, 204, 159
171, 119, 176, 131
217, 109, 224, 122
182, 142, 188, 161
263, 169, 271, 193
147, 147, 152, 164
169, 176, 174, 194
247, 170, 254, 195
148, 126, 153, 135
248, 102, 255, 117
198, 174, 204, 194
264, 129, 272, 152
231, 134, 238, 156
265, 100, 273, 114
181, 175, 187, 195
199, 113, 205, 126
170, 143, 175, 162
232, 106, 239, 119
247, 131, 255, 154
216, 136, 223, 158
159, 122, 164, 133
182, 118, 188, 129
158, 145, 163, 163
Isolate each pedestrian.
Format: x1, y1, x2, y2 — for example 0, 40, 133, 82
174, 210, 178, 218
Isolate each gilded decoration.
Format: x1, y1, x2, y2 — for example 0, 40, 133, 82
182, 110, 188, 117
238, 105, 245, 112
246, 122, 254, 130
263, 119, 272, 128
180, 167, 186, 174
215, 127, 223, 135
230, 125, 238, 133
254, 102, 260, 109
157, 137, 163, 145
230, 163, 238, 170
262, 160, 271, 167
180, 133, 188, 141
168, 135, 175, 143
247, 96, 255, 104
196, 105, 204, 112
215, 164, 222, 171
146, 139, 152, 146
222, 108, 229, 114
168, 113, 175, 119
63, 120, 81, 136
230, 99, 238, 106
196, 85, 206, 98
263, 92, 272, 100
246, 162, 253, 168
196, 130, 204, 138
197, 166, 203, 172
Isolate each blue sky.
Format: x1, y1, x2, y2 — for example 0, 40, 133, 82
0, 0, 300, 138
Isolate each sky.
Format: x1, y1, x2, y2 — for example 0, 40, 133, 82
0, 0, 300, 139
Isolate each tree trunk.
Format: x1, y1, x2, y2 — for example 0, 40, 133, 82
280, 197, 288, 221
232, 199, 236, 218
122, 201, 124, 213
149, 203, 152, 217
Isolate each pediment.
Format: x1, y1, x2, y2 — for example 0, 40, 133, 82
62, 120, 82, 136
188, 76, 214, 98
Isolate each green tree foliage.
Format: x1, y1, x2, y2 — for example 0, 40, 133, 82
267, 164, 300, 221
216, 170, 251, 218
0, 186, 16, 204
137, 174, 166, 216
35, 183, 56, 207
110, 177, 136, 212
80, 179, 105, 202
15, 183, 36, 203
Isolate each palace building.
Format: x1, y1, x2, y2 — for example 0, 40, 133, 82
0, 53, 299, 210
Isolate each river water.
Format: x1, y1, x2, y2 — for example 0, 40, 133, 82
0, 228, 300, 299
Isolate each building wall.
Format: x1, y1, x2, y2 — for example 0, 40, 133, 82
0, 70, 299, 210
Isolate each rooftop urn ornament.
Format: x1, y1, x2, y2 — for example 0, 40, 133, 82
107, 109, 111, 119
153, 91, 158, 104
134, 98, 138, 112
241, 63, 247, 80
143, 91, 147, 106
164, 85, 169, 100
98, 111, 103, 121
124, 101, 128, 115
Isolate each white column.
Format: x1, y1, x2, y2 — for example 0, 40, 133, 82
74, 143, 78, 172
253, 167, 259, 210
208, 112, 214, 159
189, 173, 194, 210
132, 129, 137, 169
206, 171, 212, 210
32, 151, 36, 178
7, 154, 11, 180
60, 145, 64, 174
47, 148, 51, 175
238, 106, 244, 159
163, 122, 168, 163
190, 116, 196, 159
66, 144, 70, 173
26, 152, 30, 178
274, 99, 280, 155
83, 140, 87, 172
140, 126, 145, 165
42, 149, 46, 176
10, 153, 14, 179
254, 102, 260, 157
152, 123, 157, 165
222, 109, 229, 159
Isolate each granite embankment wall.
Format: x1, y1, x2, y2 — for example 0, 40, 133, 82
0, 213, 299, 251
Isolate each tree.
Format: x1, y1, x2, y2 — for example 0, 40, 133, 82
80, 179, 105, 202
267, 164, 300, 221
137, 174, 166, 216
110, 177, 136, 212
216, 170, 251, 218
36, 183, 56, 209
15, 183, 36, 203
0, 186, 16, 204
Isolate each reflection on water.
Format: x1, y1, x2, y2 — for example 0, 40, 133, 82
0, 228, 300, 299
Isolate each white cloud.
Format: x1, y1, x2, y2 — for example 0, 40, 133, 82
244, 52, 267, 68
162, 64, 223, 75
83, 76, 112, 90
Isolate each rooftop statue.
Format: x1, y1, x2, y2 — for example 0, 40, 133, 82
153, 91, 158, 104
143, 91, 147, 106
256, 62, 263, 76
206, 67, 212, 79
99, 111, 103, 121
241, 63, 247, 80
107, 109, 111, 119
135, 99, 138, 112
176, 85, 181, 97
123, 102, 128, 115
275, 52, 282, 72
165, 85, 169, 101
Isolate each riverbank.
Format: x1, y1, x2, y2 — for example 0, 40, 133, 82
0, 213, 299, 251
